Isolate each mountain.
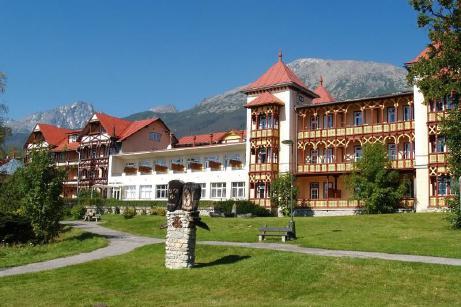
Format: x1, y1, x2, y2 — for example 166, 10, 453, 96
5, 57, 412, 150
127, 58, 410, 136
7, 101, 95, 133
149, 104, 178, 113
4, 101, 95, 150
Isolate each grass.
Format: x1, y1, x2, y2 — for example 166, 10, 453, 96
1, 244, 461, 306
102, 212, 461, 258
0, 227, 108, 268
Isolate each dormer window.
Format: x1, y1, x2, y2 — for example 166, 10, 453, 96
68, 135, 78, 143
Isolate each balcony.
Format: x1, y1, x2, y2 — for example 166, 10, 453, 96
429, 153, 448, 164
428, 112, 447, 122
297, 162, 353, 174
297, 199, 359, 208
250, 163, 279, 172
429, 196, 454, 208
298, 121, 415, 140
250, 129, 279, 139
390, 159, 414, 169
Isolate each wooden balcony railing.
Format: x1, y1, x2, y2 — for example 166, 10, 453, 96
250, 198, 272, 208
298, 121, 415, 139
297, 163, 353, 173
250, 129, 279, 139
429, 196, 454, 208
390, 159, 414, 169
296, 198, 414, 209
250, 163, 279, 172
429, 153, 448, 164
428, 112, 447, 122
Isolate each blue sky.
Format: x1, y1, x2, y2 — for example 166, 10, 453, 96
0, 0, 428, 119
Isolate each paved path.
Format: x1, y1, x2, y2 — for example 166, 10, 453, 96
2, 222, 461, 278
0, 221, 162, 278
199, 241, 461, 266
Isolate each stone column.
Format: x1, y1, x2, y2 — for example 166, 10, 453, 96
165, 210, 197, 269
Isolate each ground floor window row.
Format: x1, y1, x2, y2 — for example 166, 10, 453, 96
114, 182, 246, 200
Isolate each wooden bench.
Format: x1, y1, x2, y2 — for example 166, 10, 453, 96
258, 225, 292, 242
83, 213, 101, 222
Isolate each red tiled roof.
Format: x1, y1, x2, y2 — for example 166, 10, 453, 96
244, 54, 312, 94
177, 130, 246, 146
406, 47, 430, 65
95, 112, 132, 138
313, 77, 335, 104
36, 123, 74, 147
244, 92, 284, 108
119, 118, 158, 141
52, 139, 80, 152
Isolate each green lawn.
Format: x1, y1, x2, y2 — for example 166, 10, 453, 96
102, 212, 461, 258
0, 227, 108, 268
1, 244, 461, 306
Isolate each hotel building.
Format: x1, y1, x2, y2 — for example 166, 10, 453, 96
24, 48, 456, 213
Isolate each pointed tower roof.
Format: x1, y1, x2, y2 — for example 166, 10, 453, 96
313, 76, 335, 104
243, 51, 318, 98
244, 92, 284, 108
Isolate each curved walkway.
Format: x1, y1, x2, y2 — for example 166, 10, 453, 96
2, 222, 461, 278
0, 221, 163, 278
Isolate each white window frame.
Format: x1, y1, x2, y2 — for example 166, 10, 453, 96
156, 184, 168, 199
123, 185, 137, 200
231, 182, 245, 199
199, 183, 206, 198
211, 182, 226, 198
354, 146, 362, 162
310, 183, 319, 200
388, 143, 397, 160
139, 185, 152, 200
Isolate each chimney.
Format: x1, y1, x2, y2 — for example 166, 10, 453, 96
209, 133, 213, 145
193, 136, 196, 147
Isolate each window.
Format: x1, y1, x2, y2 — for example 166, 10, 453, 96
310, 116, 319, 130
310, 150, 318, 164
387, 107, 396, 123
403, 105, 413, 121
403, 142, 412, 159
91, 149, 97, 159
69, 135, 78, 143
199, 183, 206, 198
149, 132, 161, 142
354, 146, 362, 162
257, 148, 267, 163
310, 183, 319, 200
211, 182, 226, 198
231, 182, 245, 199
323, 114, 334, 129
139, 185, 152, 199
354, 111, 362, 126
255, 182, 267, 199
436, 136, 446, 153
258, 114, 267, 129
437, 176, 451, 196
123, 185, 136, 200
323, 182, 333, 199
156, 184, 168, 199
325, 148, 334, 163
388, 144, 397, 160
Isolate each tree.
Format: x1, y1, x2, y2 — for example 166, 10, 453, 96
0, 72, 10, 156
270, 173, 298, 216
349, 143, 408, 214
408, 0, 461, 227
17, 151, 65, 243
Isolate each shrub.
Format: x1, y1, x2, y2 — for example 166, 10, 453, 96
213, 200, 271, 217
150, 207, 166, 216
123, 207, 136, 219
70, 204, 86, 220
0, 212, 35, 243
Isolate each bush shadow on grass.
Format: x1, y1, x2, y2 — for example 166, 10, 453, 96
194, 255, 251, 268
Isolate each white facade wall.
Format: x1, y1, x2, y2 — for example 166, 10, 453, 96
413, 84, 430, 211
108, 143, 248, 202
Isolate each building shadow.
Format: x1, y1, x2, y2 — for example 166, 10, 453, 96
194, 255, 251, 268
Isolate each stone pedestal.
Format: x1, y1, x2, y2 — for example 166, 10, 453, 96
165, 210, 197, 269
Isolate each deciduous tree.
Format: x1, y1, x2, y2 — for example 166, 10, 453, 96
270, 173, 298, 216
349, 143, 408, 214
